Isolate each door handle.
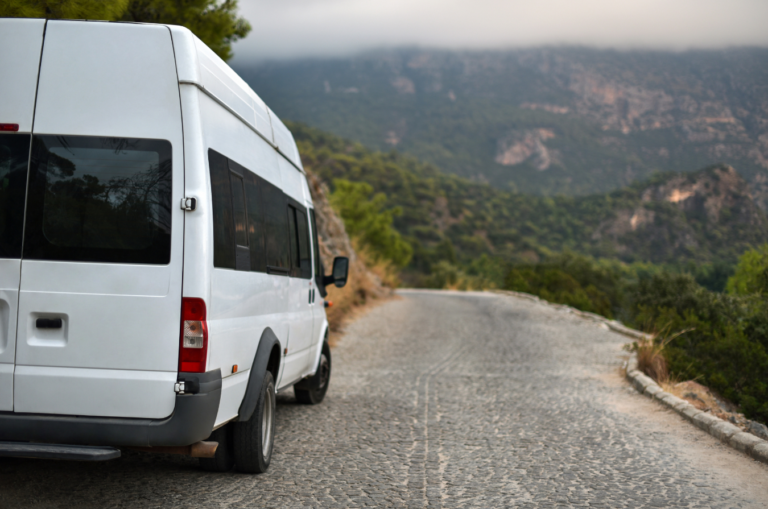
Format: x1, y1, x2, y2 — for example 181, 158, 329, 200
36, 318, 62, 329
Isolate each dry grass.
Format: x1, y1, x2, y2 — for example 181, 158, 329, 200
630, 324, 691, 384
323, 247, 393, 343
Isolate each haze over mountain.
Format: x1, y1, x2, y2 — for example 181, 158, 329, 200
236, 47, 768, 207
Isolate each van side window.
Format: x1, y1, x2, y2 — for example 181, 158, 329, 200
288, 205, 300, 276
228, 167, 250, 271
296, 209, 312, 279
0, 133, 31, 259
24, 135, 172, 265
230, 172, 248, 247
243, 171, 266, 273
287, 202, 312, 280
263, 180, 290, 273
310, 209, 326, 296
208, 149, 236, 269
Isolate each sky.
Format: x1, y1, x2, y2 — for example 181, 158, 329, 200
231, 0, 768, 63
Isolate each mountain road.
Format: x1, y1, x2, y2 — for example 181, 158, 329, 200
1, 290, 767, 508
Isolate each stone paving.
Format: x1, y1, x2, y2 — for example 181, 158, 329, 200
1, 290, 767, 508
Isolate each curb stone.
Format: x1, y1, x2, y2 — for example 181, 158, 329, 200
626, 352, 768, 466
491, 289, 768, 467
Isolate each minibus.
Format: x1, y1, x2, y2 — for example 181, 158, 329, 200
0, 18, 347, 473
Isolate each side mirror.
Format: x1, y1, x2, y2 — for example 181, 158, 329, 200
323, 256, 349, 288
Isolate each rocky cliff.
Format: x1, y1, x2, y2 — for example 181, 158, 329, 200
305, 169, 389, 332
590, 165, 768, 263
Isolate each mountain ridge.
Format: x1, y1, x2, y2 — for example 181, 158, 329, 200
237, 47, 768, 206
291, 122, 768, 277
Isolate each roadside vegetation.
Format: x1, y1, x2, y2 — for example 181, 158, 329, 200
504, 249, 768, 425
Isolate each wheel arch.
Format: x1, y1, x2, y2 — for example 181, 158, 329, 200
237, 327, 281, 422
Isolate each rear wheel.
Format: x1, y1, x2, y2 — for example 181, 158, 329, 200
295, 342, 331, 405
198, 423, 235, 472
233, 371, 276, 474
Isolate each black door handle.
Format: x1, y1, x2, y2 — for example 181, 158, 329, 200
36, 318, 62, 329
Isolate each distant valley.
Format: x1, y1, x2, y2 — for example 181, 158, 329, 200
237, 47, 768, 207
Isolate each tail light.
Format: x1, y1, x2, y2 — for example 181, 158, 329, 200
179, 297, 208, 373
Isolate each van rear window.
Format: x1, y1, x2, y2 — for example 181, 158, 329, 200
23, 135, 172, 264
0, 133, 31, 258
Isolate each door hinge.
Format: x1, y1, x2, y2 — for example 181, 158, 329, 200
174, 381, 186, 394
180, 197, 197, 211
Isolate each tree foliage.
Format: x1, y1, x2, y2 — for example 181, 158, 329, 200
0, 0, 129, 20
726, 243, 768, 296
330, 179, 412, 268
120, 0, 251, 61
0, 0, 251, 62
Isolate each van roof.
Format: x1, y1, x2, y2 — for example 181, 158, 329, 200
167, 25, 304, 173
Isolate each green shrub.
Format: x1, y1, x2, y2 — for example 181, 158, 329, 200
726, 243, 768, 296
505, 255, 768, 424
330, 179, 412, 268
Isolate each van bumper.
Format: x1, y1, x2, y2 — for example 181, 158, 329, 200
0, 369, 221, 447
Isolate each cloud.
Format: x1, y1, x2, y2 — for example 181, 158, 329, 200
231, 0, 768, 62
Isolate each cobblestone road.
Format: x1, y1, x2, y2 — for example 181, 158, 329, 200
2, 290, 768, 508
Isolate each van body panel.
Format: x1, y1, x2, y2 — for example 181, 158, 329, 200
213, 368, 249, 426
16, 263, 177, 371
208, 269, 288, 378
13, 366, 176, 418
270, 109, 302, 169
177, 85, 213, 308
0, 259, 20, 411
171, 26, 273, 145
0, 363, 13, 412
0, 18, 44, 411
33, 22, 182, 140
0, 18, 45, 133
13, 21, 185, 419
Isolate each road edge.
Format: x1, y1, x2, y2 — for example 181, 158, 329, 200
492, 289, 768, 466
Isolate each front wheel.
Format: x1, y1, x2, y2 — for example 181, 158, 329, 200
232, 371, 276, 474
295, 342, 331, 405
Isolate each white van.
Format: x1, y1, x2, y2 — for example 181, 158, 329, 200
0, 18, 348, 473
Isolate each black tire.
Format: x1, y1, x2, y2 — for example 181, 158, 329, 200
295, 342, 331, 405
232, 371, 276, 474
198, 423, 235, 472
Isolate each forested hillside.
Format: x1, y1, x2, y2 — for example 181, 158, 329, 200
239, 48, 768, 206
293, 123, 768, 285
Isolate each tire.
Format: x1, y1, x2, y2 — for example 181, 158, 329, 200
198, 423, 235, 472
232, 371, 276, 474
295, 342, 331, 405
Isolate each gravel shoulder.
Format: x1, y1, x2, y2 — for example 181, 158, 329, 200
1, 290, 766, 508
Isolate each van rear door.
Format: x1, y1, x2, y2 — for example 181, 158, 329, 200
13, 21, 186, 419
0, 19, 46, 412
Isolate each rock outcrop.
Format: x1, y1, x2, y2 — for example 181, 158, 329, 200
305, 169, 389, 332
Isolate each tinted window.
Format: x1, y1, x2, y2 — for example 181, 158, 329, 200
310, 209, 326, 296
296, 208, 312, 279
0, 133, 30, 258
230, 171, 248, 247
263, 180, 289, 271
243, 170, 266, 272
209, 149, 235, 269
288, 205, 300, 275
24, 135, 171, 264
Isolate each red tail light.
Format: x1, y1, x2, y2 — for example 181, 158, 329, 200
179, 297, 208, 373
0, 124, 19, 132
